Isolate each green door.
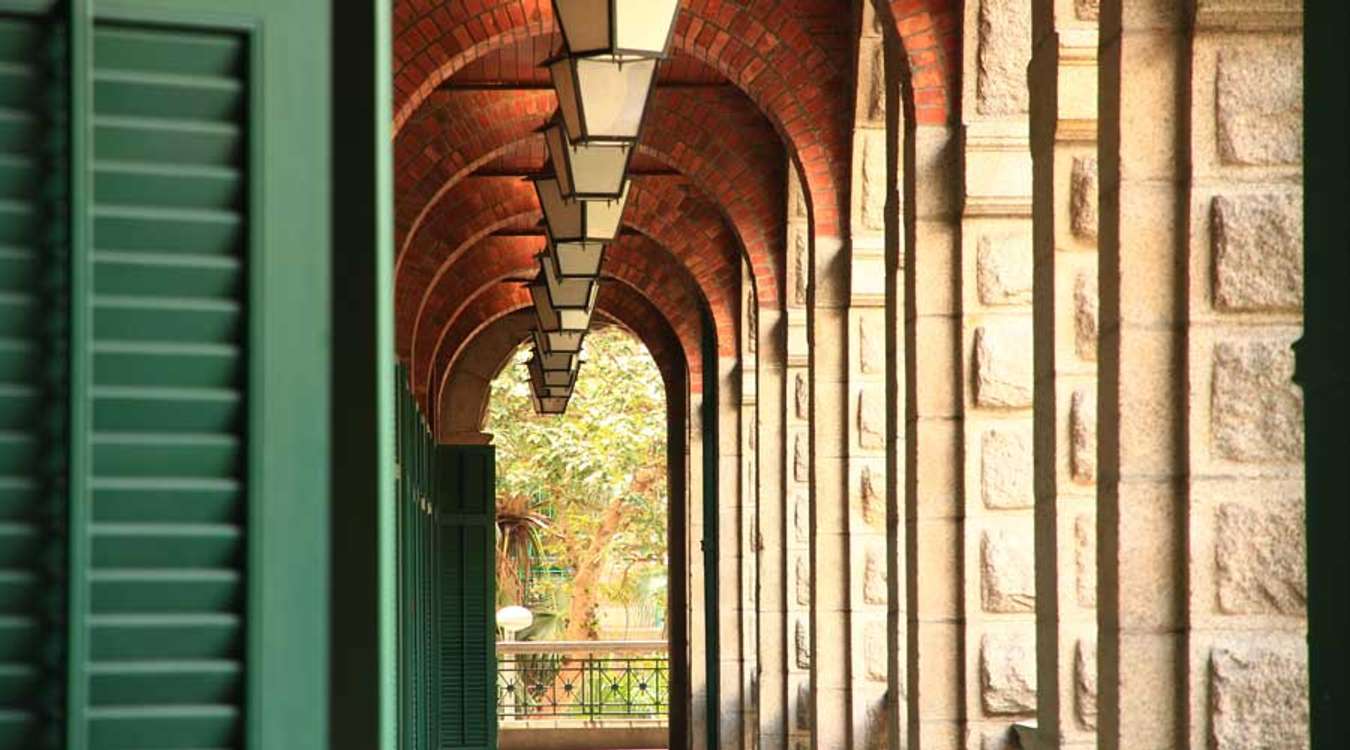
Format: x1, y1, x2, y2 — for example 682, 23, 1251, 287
434, 445, 496, 750
0, 1, 338, 748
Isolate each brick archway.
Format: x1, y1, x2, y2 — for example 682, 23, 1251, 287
874, 0, 961, 124
402, 176, 740, 374
391, 0, 850, 238
436, 306, 685, 442
416, 231, 718, 412
427, 274, 704, 426
395, 87, 784, 303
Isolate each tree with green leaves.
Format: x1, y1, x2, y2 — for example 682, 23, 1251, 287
488, 326, 668, 641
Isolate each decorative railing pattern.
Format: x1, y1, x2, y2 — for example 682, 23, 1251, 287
497, 640, 669, 720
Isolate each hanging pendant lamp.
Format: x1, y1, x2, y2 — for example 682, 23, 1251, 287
532, 330, 578, 371
544, 116, 632, 200
527, 355, 578, 398
528, 277, 588, 355
548, 51, 658, 144
532, 175, 627, 278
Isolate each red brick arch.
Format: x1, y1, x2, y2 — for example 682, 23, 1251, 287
394, 88, 785, 303
414, 225, 731, 404
395, 88, 555, 248
875, 0, 961, 124
426, 270, 706, 424
419, 232, 715, 406
401, 175, 739, 371
434, 304, 687, 440
391, 0, 849, 239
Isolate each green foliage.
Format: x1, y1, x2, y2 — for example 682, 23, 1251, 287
488, 327, 669, 629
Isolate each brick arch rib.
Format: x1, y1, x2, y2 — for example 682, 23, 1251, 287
391, 1, 849, 241
402, 176, 739, 378
394, 90, 785, 304
417, 231, 719, 415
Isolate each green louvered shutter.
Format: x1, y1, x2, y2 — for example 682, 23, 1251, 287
0, 2, 339, 749
81, 23, 247, 748
435, 445, 495, 750
0, 10, 65, 750
420, 424, 435, 750
396, 370, 444, 750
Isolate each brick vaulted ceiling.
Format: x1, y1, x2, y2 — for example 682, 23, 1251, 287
391, 0, 960, 414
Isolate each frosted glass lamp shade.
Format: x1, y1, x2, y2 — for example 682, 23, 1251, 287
532, 330, 578, 371
553, 0, 680, 58
549, 53, 657, 143
547, 237, 606, 279
541, 254, 599, 309
533, 175, 627, 278
528, 355, 578, 396
529, 273, 596, 333
541, 329, 585, 354
532, 394, 570, 415
545, 118, 631, 199
533, 176, 628, 243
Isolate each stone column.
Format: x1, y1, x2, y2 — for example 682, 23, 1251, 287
960, 0, 1039, 745
740, 268, 761, 750
756, 283, 789, 749
808, 170, 852, 747
1097, 2, 1309, 747
1185, 3, 1306, 748
1094, 0, 1188, 746
879, 24, 908, 750
904, 121, 963, 750
1029, 0, 1099, 747
783, 167, 814, 750
850, 3, 895, 746
689, 385, 710, 750
719, 351, 746, 749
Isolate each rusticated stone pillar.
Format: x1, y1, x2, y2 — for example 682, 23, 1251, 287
740, 268, 760, 750
719, 350, 746, 749
784, 167, 814, 750
1095, 1, 1190, 746
1029, 0, 1099, 747
960, 0, 1039, 745
849, 3, 895, 747
689, 389, 709, 750
809, 203, 852, 747
756, 280, 789, 750
1185, 2, 1306, 748
904, 122, 963, 750
1097, 2, 1308, 747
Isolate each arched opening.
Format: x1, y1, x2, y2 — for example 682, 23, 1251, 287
489, 326, 672, 750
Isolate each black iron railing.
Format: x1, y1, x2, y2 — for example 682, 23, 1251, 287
496, 640, 669, 720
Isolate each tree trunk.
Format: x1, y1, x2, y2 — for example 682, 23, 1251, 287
562, 496, 626, 640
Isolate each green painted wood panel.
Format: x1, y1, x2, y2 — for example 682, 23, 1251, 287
434, 444, 495, 750
80, 22, 247, 749
0, 8, 65, 749
67, 2, 333, 749
0, 2, 344, 748
396, 368, 438, 750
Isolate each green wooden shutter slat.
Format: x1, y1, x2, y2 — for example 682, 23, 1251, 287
94, 162, 241, 212
93, 341, 240, 390
81, 22, 247, 750
91, 27, 241, 79
89, 660, 240, 707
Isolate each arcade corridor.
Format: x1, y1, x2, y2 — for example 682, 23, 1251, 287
0, 1, 1344, 750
